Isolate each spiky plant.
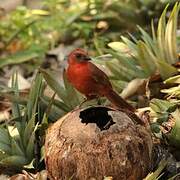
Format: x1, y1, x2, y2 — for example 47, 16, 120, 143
150, 100, 180, 149
0, 72, 49, 168
0, 68, 88, 168
161, 75, 180, 98
106, 3, 179, 92
150, 74, 180, 148
103, 2, 180, 151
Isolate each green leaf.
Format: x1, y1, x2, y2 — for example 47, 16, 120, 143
11, 139, 24, 156
150, 99, 175, 113
137, 26, 156, 54
161, 86, 180, 98
0, 142, 11, 154
27, 72, 43, 120
23, 114, 36, 147
151, 123, 161, 133
156, 59, 177, 80
167, 109, 180, 148
121, 35, 138, 53
40, 97, 67, 120
151, 20, 156, 42
42, 93, 56, 117
157, 4, 168, 62
0, 155, 29, 167
11, 72, 21, 119
111, 80, 128, 92
164, 75, 180, 84
11, 72, 23, 137
40, 69, 70, 106
106, 61, 133, 81
26, 124, 38, 161
0, 128, 11, 145
108, 42, 131, 56
127, 33, 138, 44
42, 95, 69, 112
110, 51, 145, 78
136, 41, 155, 76
0, 151, 9, 161
164, 3, 179, 64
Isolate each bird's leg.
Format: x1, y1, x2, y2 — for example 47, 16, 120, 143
73, 95, 94, 111
78, 97, 89, 108
71, 98, 87, 112
73, 95, 100, 112
78, 95, 98, 108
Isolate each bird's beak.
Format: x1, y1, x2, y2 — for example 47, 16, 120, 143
83, 56, 91, 61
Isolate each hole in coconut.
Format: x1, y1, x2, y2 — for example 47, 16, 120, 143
79, 106, 115, 131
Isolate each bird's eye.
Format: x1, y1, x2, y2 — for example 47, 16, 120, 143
75, 53, 82, 59
75, 53, 91, 61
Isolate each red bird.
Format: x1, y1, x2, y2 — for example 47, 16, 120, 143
66, 48, 135, 112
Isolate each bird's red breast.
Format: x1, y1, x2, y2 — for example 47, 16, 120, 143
67, 60, 110, 96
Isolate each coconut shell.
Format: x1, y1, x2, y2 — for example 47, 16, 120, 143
45, 106, 152, 180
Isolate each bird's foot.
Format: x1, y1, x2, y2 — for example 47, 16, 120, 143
71, 98, 88, 112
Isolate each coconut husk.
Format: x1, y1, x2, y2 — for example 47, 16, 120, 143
45, 106, 152, 180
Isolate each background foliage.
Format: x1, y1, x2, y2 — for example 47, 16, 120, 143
0, 0, 179, 179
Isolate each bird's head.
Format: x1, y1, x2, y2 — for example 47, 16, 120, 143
68, 48, 91, 64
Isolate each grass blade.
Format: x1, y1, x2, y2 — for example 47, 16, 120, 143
23, 114, 36, 147
40, 69, 70, 106
156, 59, 177, 80
0, 142, 11, 154
136, 41, 156, 76
0, 128, 11, 145
138, 26, 156, 54
11, 139, 24, 156
165, 3, 179, 64
27, 72, 43, 120
26, 124, 38, 161
106, 61, 133, 81
157, 5, 168, 61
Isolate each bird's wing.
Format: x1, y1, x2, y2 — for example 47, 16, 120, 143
88, 63, 112, 88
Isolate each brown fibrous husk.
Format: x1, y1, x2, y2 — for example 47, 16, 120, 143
45, 106, 152, 180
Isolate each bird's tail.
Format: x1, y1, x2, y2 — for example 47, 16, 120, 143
104, 89, 135, 112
